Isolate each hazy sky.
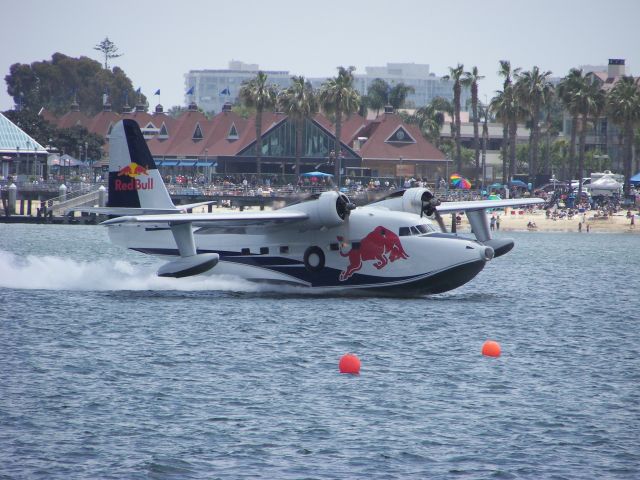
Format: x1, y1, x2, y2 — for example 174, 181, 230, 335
2, 0, 638, 112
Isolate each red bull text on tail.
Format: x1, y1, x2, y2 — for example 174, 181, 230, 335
115, 162, 153, 191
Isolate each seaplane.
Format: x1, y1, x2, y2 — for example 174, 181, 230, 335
79, 119, 544, 294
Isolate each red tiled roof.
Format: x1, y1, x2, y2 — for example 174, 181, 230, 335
358, 113, 445, 161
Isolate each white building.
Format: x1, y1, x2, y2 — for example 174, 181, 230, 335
185, 61, 469, 114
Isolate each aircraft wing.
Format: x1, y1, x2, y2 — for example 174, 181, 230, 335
436, 198, 545, 213
101, 211, 309, 228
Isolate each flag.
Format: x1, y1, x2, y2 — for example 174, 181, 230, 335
220, 87, 230, 96
154, 89, 160, 95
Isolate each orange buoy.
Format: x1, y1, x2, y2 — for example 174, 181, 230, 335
339, 353, 361, 374
482, 340, 501, 357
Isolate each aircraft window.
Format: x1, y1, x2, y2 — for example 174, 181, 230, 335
399, 227, 411, 236
260, 247, 269, 255
416, 224, 430, 234
410, 226, 421, 235
241, 248, 250, 255
330, 243, 339, 251
352, 241, 361, 250
280, 246, 289, 254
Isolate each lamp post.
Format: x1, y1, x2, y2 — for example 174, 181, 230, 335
15, 146, 20, 182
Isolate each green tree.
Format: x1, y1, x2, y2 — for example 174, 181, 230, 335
557, 68, 585, 180
571, 73, 606, 196
498, 61, 522, 181
490, 90, 510, 182
94, 37, 123, 70
388, 83, 415, 110
516, 66, 554, 184
410, 97, 450, 147
607, 76, 640, 195
239, 71, 278, 177
5, 53, 142, 115
462, 66, 484, 184
319, 66, 361, 185
443, 64, 465, 173
367, 78, 390, 115
278, 76, 319, 176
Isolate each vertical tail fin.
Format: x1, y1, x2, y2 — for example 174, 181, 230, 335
107, 119, 175, 209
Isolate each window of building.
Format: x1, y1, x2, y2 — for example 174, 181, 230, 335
385, 126, 416, 144
193, 123, 203, 140
228, 123, 239, 139
158, 123, 169, 139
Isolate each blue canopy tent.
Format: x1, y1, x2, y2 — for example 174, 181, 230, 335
301, 171, 333, 177
508, 179, 529, 188
630, 172, 640, 185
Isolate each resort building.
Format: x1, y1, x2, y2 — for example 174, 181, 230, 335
185, 61, 469, 114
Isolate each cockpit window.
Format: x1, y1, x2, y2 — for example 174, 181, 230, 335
400, 224, 435, 236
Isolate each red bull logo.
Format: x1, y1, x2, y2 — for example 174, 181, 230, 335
115, 162, 154, 191
337, 226, 409, 281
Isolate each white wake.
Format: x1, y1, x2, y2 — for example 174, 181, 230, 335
0, 250, 259, 292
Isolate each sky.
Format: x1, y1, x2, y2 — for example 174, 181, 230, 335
1, 0, 639, 112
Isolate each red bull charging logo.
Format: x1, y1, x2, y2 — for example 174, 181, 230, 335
115, 162, 154, 191
337, 226, 409, 281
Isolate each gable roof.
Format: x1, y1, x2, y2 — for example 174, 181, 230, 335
358, 113, 445, 161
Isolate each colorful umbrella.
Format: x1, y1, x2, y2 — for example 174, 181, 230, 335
450, 173, 471, 189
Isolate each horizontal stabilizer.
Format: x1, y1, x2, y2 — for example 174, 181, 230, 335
72, 206, 181, 216
157, 253, 219, 278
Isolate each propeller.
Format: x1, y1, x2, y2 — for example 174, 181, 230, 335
336, 193, 356, 220
420, 191, 447, 232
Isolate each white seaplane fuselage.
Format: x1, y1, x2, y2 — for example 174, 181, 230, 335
107, 206, 493, 293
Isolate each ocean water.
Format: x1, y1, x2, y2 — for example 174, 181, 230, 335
0, 224, 639, 479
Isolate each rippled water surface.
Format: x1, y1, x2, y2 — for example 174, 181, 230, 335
1, 224, 639, 479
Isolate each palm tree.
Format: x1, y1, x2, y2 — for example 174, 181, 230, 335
462, 66, 484, 185
516, 66, 554, 185
490, 90, 510, 183
443, 64, 465, 173
498, 61, 521, 181
411, 97, 450, 148
607, 76, 640, 195
318, 66, 361, 186
277, 76, 318, 177
570, 73, 606, 196
388, 83, 415, 110
238, 71, 278, 177
367, 78, 390, 116
557, 68, 585, 180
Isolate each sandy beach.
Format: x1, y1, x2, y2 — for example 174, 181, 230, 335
459, 207, 639, 234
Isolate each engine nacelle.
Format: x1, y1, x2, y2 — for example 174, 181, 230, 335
370, 188, 435, 216
288, 191, 353, 229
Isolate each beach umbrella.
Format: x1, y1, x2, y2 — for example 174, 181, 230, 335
629, 172, 640, 185
489, 182, 503, 189
450, 173, 471, 189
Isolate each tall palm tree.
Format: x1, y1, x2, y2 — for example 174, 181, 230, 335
516, 66, 554, 185
571, 73, 606, 196
277, 76, 318, 177
557, 68, 585, 180
388, 83, 415, 110
239, 71, 278, 177
607, 76, 640, 195
498, 61, 521, 181
318, 66, 361, 186
443, 64, 465, 173
490, 90, 510, 183
462, 66, 484, 185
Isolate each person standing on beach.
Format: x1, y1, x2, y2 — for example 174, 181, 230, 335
578, 222, 582, 232
490, 215, 496, 231
496, 215, 500, 230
